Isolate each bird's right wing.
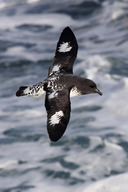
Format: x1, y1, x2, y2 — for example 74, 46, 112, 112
45, 87, 71, 142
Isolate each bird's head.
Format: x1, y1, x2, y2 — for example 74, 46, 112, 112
83, 79, 102, 96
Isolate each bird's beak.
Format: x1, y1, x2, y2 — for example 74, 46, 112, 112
95, 88, 102, 96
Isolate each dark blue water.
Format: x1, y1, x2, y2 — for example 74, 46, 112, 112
0, 0, 128, 191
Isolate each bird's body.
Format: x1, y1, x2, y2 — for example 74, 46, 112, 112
16, 27, 102, 142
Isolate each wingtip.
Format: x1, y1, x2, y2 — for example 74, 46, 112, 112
62, 26, 73, 34
48, 128, 64, 142
55, 26, 78, 55
47, 123, 68, 142
64, 26, 71, 30
16, 86, 28, 97
49, 136, 60, 142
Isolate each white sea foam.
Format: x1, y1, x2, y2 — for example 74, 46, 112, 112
64, 136, 126, 181
82, 173, 128, 192
111, 1, 127, 20
3, 46, 27, 59
0, 2, 6, 9
27, 0, 39, 3
0, 13, 75, 30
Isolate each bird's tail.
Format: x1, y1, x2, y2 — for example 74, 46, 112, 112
16, 82, 45, 97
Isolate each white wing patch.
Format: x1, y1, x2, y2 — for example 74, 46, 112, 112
34, 89, 45, 97
58, 42, 72, 52
48, 91, 58, 99
50, 111, 64, 126
52, 65, 60, 72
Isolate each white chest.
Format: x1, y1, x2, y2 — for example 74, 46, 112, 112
70, 86, 81, 97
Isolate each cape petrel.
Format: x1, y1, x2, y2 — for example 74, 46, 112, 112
16, 27, 102, 142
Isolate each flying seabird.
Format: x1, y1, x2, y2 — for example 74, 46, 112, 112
16, 27, 102, 142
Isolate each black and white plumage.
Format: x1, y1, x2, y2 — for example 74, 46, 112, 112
16, 27, 102, 142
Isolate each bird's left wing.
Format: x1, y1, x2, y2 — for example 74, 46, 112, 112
48, 27, 78, 76
45, 87, 71, 142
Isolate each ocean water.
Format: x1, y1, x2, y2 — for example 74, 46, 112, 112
0, 0, 128, 191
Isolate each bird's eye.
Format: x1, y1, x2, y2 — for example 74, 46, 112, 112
90, 85, 95, 88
